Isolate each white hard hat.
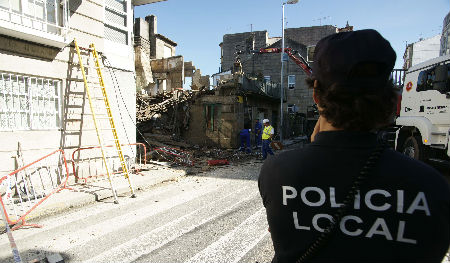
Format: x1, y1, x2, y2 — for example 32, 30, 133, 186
263, 119, 269, 124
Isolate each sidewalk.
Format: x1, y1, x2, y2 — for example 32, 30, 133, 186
1, 163, 186, 230
2, 136, 307, 230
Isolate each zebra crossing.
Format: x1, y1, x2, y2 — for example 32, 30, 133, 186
0, 162, 274, 263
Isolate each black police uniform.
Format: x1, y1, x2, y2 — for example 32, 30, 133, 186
258, 131, 450, 263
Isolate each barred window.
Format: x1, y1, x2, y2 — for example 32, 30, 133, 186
0, 72, 61, 131
307, 46, 315, 63
104, 0, 128, 45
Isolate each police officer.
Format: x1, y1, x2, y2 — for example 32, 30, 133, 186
261, 119, 274, 160
258, 29, 450, 263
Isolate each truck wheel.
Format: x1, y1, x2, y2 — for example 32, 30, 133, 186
401, 136, 423, 160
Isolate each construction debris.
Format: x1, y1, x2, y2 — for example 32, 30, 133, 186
207, 160, 229, 166
137, 90, 257, 168
135, 59, 280, 169
137, 90, 193, 123
154, 147, 193, 166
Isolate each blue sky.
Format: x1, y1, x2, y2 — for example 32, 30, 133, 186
135, 0, 449, 77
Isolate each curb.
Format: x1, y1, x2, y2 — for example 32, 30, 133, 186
1, 169, 184, 231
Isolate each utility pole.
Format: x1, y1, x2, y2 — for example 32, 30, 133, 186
280, 4, 285, 142
280, 0, 298, 142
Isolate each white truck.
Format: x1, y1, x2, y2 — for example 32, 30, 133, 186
395, 54, 450, 168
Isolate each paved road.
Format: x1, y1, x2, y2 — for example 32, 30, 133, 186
0, 161, 274, 263
1, 149, 448, 263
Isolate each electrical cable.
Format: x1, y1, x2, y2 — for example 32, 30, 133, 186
100, 55, 134, 157
101, 55, 179, 163
101, 54, 160, 167
101, 55, 149, 146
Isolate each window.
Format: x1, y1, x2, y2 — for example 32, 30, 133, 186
105, 0, 129, 45
0, 0, 69, 47
287, 104, 294, 113
0, 72, 61, 131
204, 104, 221, 131
287, 104, 298, 113
288, 75, 295, 89
416, 64, 450, 94
307, 46, 315, 62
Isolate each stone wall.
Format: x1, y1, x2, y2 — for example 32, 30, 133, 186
221, 31, 269, 72
285, 26, 337, 47
184, 90, 278, 149
184, 94, 238, 148
220, 26, 338, 122
135, 36, 154, 93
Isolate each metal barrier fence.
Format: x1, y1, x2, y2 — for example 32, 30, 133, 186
71, 143, 147, 184
0, 149, 70, 231
391, 69, 406, 88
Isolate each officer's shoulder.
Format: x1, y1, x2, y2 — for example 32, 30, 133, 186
382, 149, 449, 192
383, 149, 439, 174
266, 147, 307, 166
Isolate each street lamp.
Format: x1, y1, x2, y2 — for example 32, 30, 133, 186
280, 0, 298, 143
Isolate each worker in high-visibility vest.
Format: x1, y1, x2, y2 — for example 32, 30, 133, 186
261, 119, 274, 160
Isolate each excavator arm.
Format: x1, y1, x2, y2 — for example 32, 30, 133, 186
252, 48, 313, 76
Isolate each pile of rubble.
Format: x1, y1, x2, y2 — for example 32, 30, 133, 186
137, 90, 192, 122
144, 134, 260, 168
136, 89, 215, 135
137, 89, 259, 171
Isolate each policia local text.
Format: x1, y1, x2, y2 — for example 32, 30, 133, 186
282, 186, 431, 244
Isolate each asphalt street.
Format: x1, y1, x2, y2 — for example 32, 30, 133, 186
0, 144, 448, 263
0, 161, 274, 263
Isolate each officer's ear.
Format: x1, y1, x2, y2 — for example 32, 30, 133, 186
313, 80, 319, 105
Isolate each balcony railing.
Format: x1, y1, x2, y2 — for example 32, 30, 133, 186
391, 69, 406, 89
0, 0, 70, 47
240, 76, 282, 100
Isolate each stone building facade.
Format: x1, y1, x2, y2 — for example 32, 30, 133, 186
219, 26, 340, 136
134, 15, 177, 95
184, 77, 279, 148
134, 15, 210, 96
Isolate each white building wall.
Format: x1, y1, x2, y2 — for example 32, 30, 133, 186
411, 35, 441, 66
0, 0, 137, 178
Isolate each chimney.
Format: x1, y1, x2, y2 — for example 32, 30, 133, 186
145, 15, 157, 36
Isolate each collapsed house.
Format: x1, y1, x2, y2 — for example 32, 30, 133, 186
137, 58, 281, 149
134, 15, 210, 95
184, 71, 280, 148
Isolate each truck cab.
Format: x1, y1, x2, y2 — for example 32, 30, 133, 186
396, 54, 450, 166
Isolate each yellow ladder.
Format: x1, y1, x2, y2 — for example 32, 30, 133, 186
74, 39, 136, 203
